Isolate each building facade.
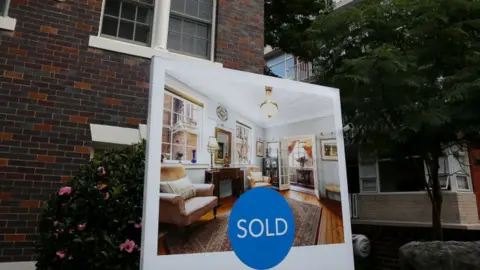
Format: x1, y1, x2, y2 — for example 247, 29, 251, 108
0, 0, 264, 263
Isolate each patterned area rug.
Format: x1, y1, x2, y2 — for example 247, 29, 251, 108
164, 198, 322, 254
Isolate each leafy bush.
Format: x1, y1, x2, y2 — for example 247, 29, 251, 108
36, 141, 146, 270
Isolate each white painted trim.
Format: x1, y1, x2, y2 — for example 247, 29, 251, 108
0, 16, 16, 31
90, 124, 140, 146
262, 110, 334, 129
351, 219, 480, 230
162, 163, 210, 169
209, 0, 217, 62
88, 36, 223, 67
0, 262, 35, 270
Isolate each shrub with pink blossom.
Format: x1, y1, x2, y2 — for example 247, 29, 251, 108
36, 141, 146, 270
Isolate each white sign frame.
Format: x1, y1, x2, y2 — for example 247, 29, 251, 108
140, 56, 355, 270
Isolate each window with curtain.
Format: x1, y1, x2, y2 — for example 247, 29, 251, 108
162, 91, 202, 161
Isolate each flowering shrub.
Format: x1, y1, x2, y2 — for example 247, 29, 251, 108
36, 141, 146, 270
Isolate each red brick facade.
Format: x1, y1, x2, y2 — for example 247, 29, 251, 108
0, 0, 264, 262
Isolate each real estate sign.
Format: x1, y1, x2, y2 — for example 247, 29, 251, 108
140, 56, 355, 270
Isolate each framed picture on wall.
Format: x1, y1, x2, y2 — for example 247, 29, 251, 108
256, 141, 264, 157
321, 139, 338, 160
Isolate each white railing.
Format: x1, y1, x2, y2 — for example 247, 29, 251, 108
287, 61, 315, 82
349, 193, 358, 219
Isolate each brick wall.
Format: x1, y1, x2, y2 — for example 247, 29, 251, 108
468, 148, 480, 218
352, 224, 480, 270
0, 0, 264, 262
216, 0, 265, 74
356, 192, 479, 225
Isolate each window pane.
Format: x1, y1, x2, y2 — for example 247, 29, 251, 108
118, 20, 134, 39
195, 38, 208, 57
186, 146, 197, 160
101, 17, 118, 36
173, 98, 184, 114
198, 1, 212, 21
163, 93, 173, 110
163, 111, 172, 126
169, 17, 182, 32
121, 2, 136, 20
361, 178, 377, 192
183, 21, 196, 36
359, 163, 376, 178
187, 133, 197, 147
168, 32, 181, 51
185, 0, 198, 17
104, 0, 121, 16
181, 35, 195, 54
171, 0, 185, 13
162, 128, 171, 143
172, 144, 185, 160
162, 144, 172, 160
137, 6, 153, 24
457, 175, 469, 190
135, 24, 150, 43
379, 158, 425, 192
172, 131, 186, 145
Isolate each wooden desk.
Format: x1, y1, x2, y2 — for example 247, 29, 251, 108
205, 168, 244, 201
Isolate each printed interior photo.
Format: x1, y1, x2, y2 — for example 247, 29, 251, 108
152, 59, 346, 256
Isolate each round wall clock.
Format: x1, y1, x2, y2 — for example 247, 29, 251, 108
216, 105, 228, 122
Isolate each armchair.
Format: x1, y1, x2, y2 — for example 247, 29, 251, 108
159, 166, 218, 228
246, 167, 272, 189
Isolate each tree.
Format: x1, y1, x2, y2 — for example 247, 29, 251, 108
306, 0, 480, 240
265, 0, 333, 58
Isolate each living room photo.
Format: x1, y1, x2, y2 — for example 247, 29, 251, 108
144, 58, 347, 258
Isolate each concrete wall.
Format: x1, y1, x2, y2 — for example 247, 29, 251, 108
355, 192, 480, 226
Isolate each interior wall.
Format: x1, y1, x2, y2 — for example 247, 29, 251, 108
162, 77, 266, 197
264, 115, 338, 198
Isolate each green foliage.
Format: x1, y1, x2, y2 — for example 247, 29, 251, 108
265, 0, 333, 58
36, 141, 147, 270
308, 0, 480, 157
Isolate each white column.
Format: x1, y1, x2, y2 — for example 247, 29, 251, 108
151, 0, 171, 50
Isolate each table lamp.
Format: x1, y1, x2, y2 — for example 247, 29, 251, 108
207, 136, 220, 169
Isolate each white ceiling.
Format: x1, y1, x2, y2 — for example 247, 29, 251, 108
162, 58, 336, 129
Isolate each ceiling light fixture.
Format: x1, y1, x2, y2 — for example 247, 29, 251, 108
260, 86, 278, 119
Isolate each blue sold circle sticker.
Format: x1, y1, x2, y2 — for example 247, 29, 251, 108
228, 188, 295, 270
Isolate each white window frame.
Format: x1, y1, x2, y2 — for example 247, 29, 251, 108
358, 148, 473, 194
0, 0, 16, 31
162, 91, 203, 164
89, 0, 217, 62
235, 122, 252, 165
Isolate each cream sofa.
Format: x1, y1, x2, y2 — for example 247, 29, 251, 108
159, 166, 218, 228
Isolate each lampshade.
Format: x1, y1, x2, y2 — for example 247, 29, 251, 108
207, 137, 219, 150
260, 100, 278, 119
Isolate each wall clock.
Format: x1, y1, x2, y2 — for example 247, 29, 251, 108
216, 105, 228, 122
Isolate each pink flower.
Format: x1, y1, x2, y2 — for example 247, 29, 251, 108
53, 221, 59, 227
97, 166, 106, 176
57, 228, 64, 233
58, 187, 72, 196
134, 223, 141, 229
68, 228, 74, 233
120, 240, 135, 253
77, 223, 87, 231
56, 250, 65, 259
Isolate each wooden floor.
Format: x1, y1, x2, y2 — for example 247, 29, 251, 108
158, 189, 344, 255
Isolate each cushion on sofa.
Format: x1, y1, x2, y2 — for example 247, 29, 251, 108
160, 176, 196, 200
250, 171, 263, 182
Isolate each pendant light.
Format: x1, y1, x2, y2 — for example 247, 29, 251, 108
260, 86, 278, 119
